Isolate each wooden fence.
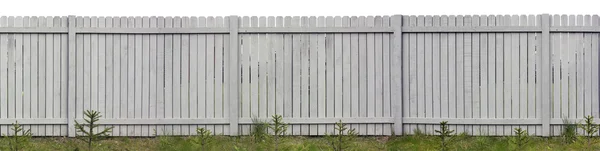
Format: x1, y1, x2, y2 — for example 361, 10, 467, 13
0, 15, 598, 137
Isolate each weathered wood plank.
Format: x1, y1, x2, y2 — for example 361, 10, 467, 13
206, 17, 216, 134
366, 16, 375, 135
282, 16, 293, 135
239, 16, 249, 134
373, 16, 383, 135
148, 16, 157, 134
317, 16, 327, 134
0, 16, 8, 135
163, 17, 173, 135
228, 16, 239, 135
214, 17, 224, 135
155, 17, 166, 135
291, 16, 301, 135
382, 16, 392, 135
591, 15, 599, 118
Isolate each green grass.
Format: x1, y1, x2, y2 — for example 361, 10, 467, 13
3, 135, 600, 151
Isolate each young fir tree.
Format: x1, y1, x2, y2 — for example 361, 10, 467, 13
74, 110, 114, 151
325, 120, 358, 151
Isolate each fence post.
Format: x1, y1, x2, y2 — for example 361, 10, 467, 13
229, 15, 240, 136
67, 15, 76, 137
391, 15, 403, 135
541, 14, 551, 137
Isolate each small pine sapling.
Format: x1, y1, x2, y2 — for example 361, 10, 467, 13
268, 114, 288, 151
74, 110, 114, 151
325, 120, 358, 151
434, 121, 455, 151
4, 121, 32, 151
192, 128, 213, 150
250, 117, 270, 143
562, 118, 578, 144
578, 115, 599, 150
510, 127, 530, 151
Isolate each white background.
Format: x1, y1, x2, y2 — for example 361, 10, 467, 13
0, 0, 598, 16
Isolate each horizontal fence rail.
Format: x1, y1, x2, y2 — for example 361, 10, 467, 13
0, 15, 598, 137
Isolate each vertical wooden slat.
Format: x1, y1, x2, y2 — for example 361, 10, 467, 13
392, 15, 403, 135
274, 16, 284, 117
518, 16, 527, 124
541, 14, 551, 136
488, 15, 497, 135
495, 15, 505, 135
576, 15, 584, 119
329, 16, 339, 134
229, 15, 239, 136
14, 16, 23, 131
416, 15, 426, 133
104, 17, 114, 133
38, 17, 47, 134
275, 16, 284, 117
291, 16, 301, 135
503, 15, 512, 135
206, 17, 216, 134
526, 15, 536, 133
180, 17, 190, 135
464, 15, 473, 134
584, 15, 592, 119
60, 16, 68, 135
405, 16, 414, 134
97, 17, 107, 135
479, 15, 489, 135
456, 15, 465, 134
90, 17, 98, 124
366, 16, 375, 135
447, 15, 457, 133
148, 16, 157, 134
267, 16, 276, 124
142, 17, 151, 136
0, 16, 7, 134
259, 17, 268, 121
424, 15, 433, 133
188, 17, 198, 133
568, 15, 576, 119
591, 15, 599, 118
114, 17, 124, 136
560, 15, 569, 123
23, 16, 31, 123
282, 16, 292, 134
471, 15, 481, 134
67, 15, 76, 137
214, 17, 224, 134
163, 17, 173, 135
382, 16, 391, 135
342, 16, 351, 121
155, 17, 165, 135
223, 16, 231, 135
551, 15, 561, 135
125, 17, 135, 135
197, 17, 207, 133
7, 16, 16, 124
171, 17, 181, 135
432, 15, 440, 126
299, 16, 309, 134
317, 16, 326, 135
373, 16, 383, 135
440, 15, 448, 120
240, 16, 249, 134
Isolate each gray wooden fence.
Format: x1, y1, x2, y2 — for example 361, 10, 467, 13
0, 15, 598, 137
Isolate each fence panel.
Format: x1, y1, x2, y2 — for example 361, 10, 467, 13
0, 15, 598, 137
